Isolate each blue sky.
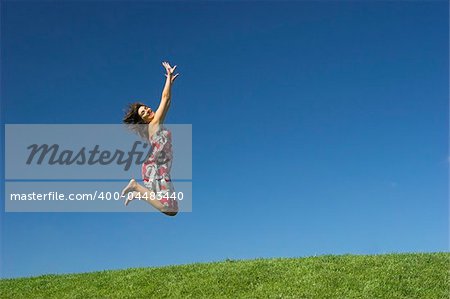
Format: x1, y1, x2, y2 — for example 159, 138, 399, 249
1, 1, 448, 278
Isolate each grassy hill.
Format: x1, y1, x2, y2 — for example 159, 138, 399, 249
1, 252, 448, 298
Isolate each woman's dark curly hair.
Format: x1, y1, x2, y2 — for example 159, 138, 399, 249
123, 102, 149, 140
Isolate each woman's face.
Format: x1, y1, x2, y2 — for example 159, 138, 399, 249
138, 105, 155, 123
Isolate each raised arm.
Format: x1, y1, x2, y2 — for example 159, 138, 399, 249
152, 61, 179, 124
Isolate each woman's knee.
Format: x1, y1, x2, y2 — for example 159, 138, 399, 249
162, 210, 178, 217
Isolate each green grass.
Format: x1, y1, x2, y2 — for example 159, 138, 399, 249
1, 253, 449, 298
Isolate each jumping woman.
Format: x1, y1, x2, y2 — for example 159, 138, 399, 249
121, 61, 179, 216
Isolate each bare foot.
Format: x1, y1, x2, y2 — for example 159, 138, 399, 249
121, 179, 137, 197
124, 191, 138, 206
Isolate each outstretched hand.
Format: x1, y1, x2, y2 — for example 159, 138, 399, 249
162, 61, 179, 83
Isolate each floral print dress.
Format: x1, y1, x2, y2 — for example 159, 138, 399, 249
142, 125, 178, 212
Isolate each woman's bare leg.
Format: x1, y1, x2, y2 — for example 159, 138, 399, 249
121, 179, 175, 215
